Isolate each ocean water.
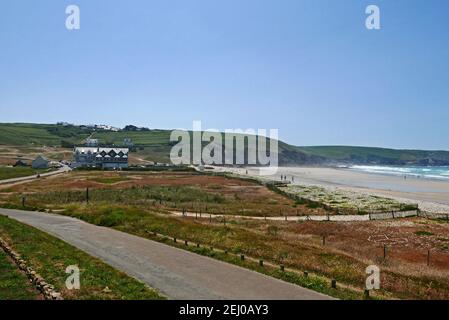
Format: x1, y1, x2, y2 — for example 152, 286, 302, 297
349, 165, 449, 181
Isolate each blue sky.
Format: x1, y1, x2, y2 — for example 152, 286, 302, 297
1, 0, 448, 150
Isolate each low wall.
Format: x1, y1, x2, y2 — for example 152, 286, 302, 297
418, 211, 449, 220
0, 238, 63, 300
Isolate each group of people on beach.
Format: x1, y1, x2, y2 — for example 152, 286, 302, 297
280, 174, 294, 182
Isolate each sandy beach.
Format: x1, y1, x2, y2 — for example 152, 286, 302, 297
212, 166, 449, 214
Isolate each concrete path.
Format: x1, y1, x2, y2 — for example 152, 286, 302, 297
0, 208, 333, 300
0, 165, 71, 186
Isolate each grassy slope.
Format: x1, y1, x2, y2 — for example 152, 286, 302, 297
0, 250, 40, 300
0, 216, 164, 300
0, 123, 91, 147
2, 123, 449, 165
299, 146, 449, 165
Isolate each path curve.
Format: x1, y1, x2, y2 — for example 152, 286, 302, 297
0, 165, 71, 186
0, 208, 333, 300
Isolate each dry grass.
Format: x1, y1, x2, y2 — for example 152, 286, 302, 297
0, 171, 329, 217
2, 170, 449, 299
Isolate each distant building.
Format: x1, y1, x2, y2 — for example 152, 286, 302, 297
13, 160, 28, 167
123, 125, 150, 132
32, 156, 49, 169
73, 147, 129, 169
85, 138, 99, 147
123, 138, 134, 147
56, 122, 72, 126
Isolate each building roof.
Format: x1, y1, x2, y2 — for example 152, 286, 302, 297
33, 155, 49, 162
75, 147, 129, 155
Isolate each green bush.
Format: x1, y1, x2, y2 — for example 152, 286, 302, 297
97, 208, 126, 227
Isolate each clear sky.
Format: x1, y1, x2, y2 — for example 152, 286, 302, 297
1, 0, 448, 150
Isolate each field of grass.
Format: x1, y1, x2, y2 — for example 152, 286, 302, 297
34, 202, 449, 300
0, 250, 41, 300
0, 123, 91, 147
0, 216, 164, 300
299, 146, 449, 165
39, 203, 368, 299
0, 171, 328, 217
0, 167, 48, 181
1, 170, 449, 299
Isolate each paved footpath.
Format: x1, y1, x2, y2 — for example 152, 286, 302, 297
0, 208, 333, 300
0, 165, 71, 186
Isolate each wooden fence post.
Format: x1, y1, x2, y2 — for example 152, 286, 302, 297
331, 279, 337, 289
22, 196, 26, 207
383, 245, 387, 260
322, 236, 326, 246
86, 187, 89, 204
427, 250, 431, 266
364, 289, 370, 299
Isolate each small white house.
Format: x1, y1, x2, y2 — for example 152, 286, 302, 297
32, 156, 49, 169
123, 138, 134, 147
86, 138, 99, 147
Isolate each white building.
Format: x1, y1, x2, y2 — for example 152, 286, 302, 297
123, 138, 133, 146
85, 138, 99, 147
73, 147, 129, 169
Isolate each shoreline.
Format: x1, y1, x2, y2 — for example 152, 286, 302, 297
210, 166, 449, 214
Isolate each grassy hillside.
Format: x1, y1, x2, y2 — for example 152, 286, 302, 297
299, 146, 449, 165
1, 123, 449, 166
0, 123, 91, 147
